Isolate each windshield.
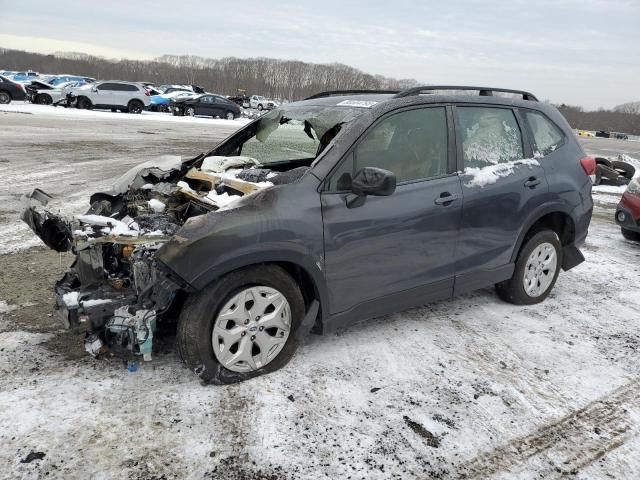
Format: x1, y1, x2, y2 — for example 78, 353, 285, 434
238, 104, 366, 165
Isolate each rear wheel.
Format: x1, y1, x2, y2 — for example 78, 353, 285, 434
0, 91, 11, 104
177, 265, 305, 384
127, 100, 144, 114
36, 93, 52, 105
225, 111, 235, 120
621, 227, 640, 242
496, 230, 562, 305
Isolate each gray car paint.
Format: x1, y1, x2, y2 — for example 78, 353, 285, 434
155, 92, 593, 333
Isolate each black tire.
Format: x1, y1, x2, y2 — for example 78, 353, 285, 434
257, 104, 264, 111
185, 106, 195, 116
0, 91, 11, 104
595, 157, 612, 168
621, 227, 640, 242
127, 100, 144, 114
496, 230, 563, 305
177, 265, 305, 384
77, 96, 91, 109
225, 110, 235, 120
611, 160, 635, 181
36, 93, 52, 105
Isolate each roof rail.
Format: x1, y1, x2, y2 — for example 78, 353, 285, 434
305, 89, 400, 100
394, 85, 538, 101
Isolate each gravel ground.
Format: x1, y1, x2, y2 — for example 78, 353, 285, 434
0, 104, 639, 479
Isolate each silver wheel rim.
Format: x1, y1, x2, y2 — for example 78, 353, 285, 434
523, 242, 557, 297
212, 286, 291, 372
0, 92, 10, 104
226, 112, 234, 120
186, 107, 195, 116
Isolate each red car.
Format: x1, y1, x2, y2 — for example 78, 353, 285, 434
615, 178, 640, 241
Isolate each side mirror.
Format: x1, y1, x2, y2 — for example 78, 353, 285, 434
92, 87, 98, 92
347, 167, 396, 208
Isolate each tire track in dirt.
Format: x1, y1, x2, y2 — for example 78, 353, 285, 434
456, 379, 640, 478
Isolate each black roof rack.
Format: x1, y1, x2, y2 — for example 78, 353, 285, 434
304, 89, 399, 100
394, 85, 538, 101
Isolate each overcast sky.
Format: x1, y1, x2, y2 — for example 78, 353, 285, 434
0, 0, 638, 109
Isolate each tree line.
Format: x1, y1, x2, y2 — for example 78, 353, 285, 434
557, 104, 640, 136
0, 48, 418, 101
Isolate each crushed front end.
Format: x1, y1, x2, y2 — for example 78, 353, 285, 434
21, 154, 277, 361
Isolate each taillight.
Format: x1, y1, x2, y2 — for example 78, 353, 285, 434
580, 156, 596, 183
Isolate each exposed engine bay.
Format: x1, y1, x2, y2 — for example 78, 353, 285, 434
21, 154, 310, 361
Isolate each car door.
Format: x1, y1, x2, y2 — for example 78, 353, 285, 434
321, 106, 462, 317
453, 105, 549, 293
196, 95, 213, 115
95, 82, 117, 106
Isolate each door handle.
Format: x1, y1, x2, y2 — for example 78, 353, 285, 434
434, 193, 459, 205
524, 177, 541, 188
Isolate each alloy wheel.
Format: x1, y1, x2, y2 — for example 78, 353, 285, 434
212, 286, 291, 372
523, 242, 558, 297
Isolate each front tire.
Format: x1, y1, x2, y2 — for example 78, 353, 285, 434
36, 93, 52, 105
496, 230, 562, 305
257, 104, 264, 111
185, 106, 195, 116
177, 265, 305, 384
77, 96, 91, 109
621, 227, 640, 242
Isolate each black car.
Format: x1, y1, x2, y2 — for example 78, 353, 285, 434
0, 75, 27, 104
170, 94, 241, 120
23, 86, 593, 384
595, 130, 610, 138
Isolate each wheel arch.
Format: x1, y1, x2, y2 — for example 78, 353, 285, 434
185, 253, 329, 334
510, 206, 576, 263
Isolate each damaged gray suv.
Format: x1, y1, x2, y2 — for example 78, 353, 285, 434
23, 86, 594, 384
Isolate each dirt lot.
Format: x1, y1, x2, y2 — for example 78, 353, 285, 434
1, 105, 639, 479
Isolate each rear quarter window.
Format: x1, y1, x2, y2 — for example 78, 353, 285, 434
523, 110, 566, 156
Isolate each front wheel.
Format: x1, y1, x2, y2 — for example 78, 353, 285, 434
0, 91, 12, 104
77, 96, 91, 109
257, 104, 264, 111
496, 230, 562, 305
621, 227, 640, 242
185, 106, 195, 116
36, 93, 52, 105
177, 265, 305, 384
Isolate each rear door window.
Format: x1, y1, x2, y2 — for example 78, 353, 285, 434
523, 110, 565, 156
457, 107, 524, 167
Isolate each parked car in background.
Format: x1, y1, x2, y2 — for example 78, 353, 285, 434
72, 80, 151, 113
577, 130, 595, 137
249, 95, 277, 110
8, 71, 39, 82
615, 177, 640, 241
49, 75, 95, 86
27, 81, 86, 105
0, 74, 27, 103
149, 90, 195, 111
170, 94, 241, 119
595, 130, 610, 138
613, 132, 629, 140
